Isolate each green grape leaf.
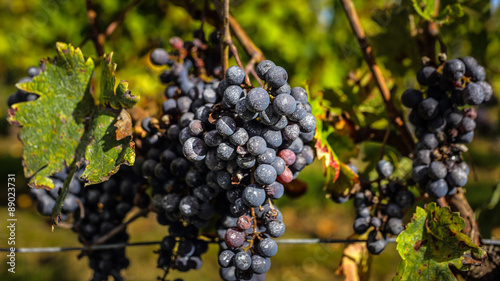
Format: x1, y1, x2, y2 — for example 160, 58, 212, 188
435, 4, 464, 24
80, 54, 137, 184
7, 43, 139, 224
411, 0, 435, 21
322, 88, 356, 115
411, 0, 464, 24
394, 202, 486, 281
8, 43, 94, 189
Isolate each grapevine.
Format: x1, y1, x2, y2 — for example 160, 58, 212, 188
135, 30, 316, 280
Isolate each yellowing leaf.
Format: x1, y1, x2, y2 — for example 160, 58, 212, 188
8, 43, 139, 224
336, 234, 372, 281
394, 202, 487, 281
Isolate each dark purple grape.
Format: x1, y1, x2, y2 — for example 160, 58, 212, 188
254, 164, 277, 185
417, 66, 439, 86
463, 83, 485, 105
150, 48, 169, 65
226, 66, 246, 85
183, 137, 207, 162
366, 230, 387, 255
353, 216, 370, 234
242, 184, 266, 207
256, 60, 276, 80
428, 161, 447, 180
251, 255, 271, 274
247, 136, 267, 156
234, 251, 252, 270
446, 166, 468, 187
401, 89, 423, 108
179, 196, 199, 217
290, 87, 308, 103
265, 66, 288, 88
273, 94, 296, 116
257, 238, 278, 257
426, 179, 448, 198
418, 98, 439, 120
271, 83, 291, 96
261, 129, 282, 148
217, 116, 237, 137
246, 87, 270, 112
443, 59, 466, 81
230, 128, 249, 147
376, 160, 394, 178
219, 250, 235, 268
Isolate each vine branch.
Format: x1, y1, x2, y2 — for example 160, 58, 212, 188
82, 0, 144, 55
447, 189, 481, 245
214, 0, 252, 85
92, 208, 149, 246
84, 0, 104, 56
221, 0, 230, 73
105, 0, 144, 38
228, 14, 265, 63
339, 0, 415, 154
176, 1, 264, 83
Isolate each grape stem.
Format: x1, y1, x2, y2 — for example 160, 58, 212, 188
242, 207, 259, 252
339, 0, 415, 154
436, 197, 448, 207
84, 0, 104, 56
246, 56, 264, 87
178, 0, 263, 85
216, 0, 252, 86
51, 162, 79, 228
267, 198, 275, 210
104, 0, 144, 38
57, 199, 86, 229
175, 0, 265, 79
92, 208, 149, 246
379, 126, 391, 160
221, 0, 230, 76
228, 14, 265, 65
421, 0, 443, 64
160, 265, 170, 281
447, 189, 481, 245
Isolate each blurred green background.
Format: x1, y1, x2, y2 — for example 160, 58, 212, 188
1, 0, 500, 280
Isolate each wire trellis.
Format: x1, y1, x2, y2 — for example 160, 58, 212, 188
2, 238, 500, 253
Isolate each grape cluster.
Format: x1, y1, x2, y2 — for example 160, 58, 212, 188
402, 57, 491, 198
143, 52, 221, 229
151, 30, 226, 80
144, 37, 231, 279
7, 66, 40, 107
199, 60, 314, 280
156, 222, 208, 278
29, 166, 85, 221
142, 33, 316, 280
349, 161, 415, 255
73, 166, 146, 281
215, 201, 283, 281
